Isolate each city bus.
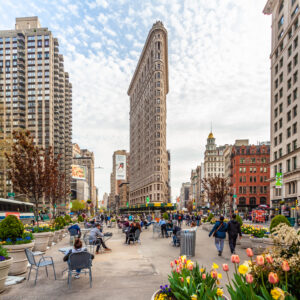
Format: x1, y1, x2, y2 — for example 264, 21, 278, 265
0, 198, 34, 224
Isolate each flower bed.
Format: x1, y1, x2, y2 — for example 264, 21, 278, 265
0, 245, 13, 292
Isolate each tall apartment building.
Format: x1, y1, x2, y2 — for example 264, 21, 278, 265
108, 150, 129, 211
264, 1, 300, 211
127, 21, 169, 205
72, 143, 96, 205
179, 182, 191, 210
0, 17, 72, 205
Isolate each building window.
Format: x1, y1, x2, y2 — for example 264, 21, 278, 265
275, 108, 278, 117
274, 137, 278, 146
279, 88, 283, 98
279, 57, 283, 67
292, 5, 299, 18
279, 133, 282, 143
288, 78, 292, 89
287, 143, 291, 153
294, 53, 298, 66
293, 122, 297, 134
293, 156, 297, 169
287, 159, 291, 172
287, 110, 292, 121
293, 88, 297, 100
288, 62, 292, 73
293, 139, 297, 150
293, 105, 297, 117
288, 45, 292, 57
278, 15, 284, 29
293, 71, 298, 83
274, 122, 278, 132
279, 118, 283, 128
287, 127, 291, 138
279, 148, 283, 157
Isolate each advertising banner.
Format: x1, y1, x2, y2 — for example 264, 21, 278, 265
116, 155, 126, 180
275, 172, 283, 188
72, 165, 86, 180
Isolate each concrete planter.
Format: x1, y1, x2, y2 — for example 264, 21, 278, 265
240, 234, 252, 249
250, 237, 266, 255
151, 290, 229, 300
53, 231, 60, 243
58, 229, 63, 240
3, 242, 34, 275
47, 232, 54, 247
0, 257, 13, 293
33, 232, 50, 252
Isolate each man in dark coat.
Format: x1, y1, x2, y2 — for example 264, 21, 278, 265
227, 214, 242, 254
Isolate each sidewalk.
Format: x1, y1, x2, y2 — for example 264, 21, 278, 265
2, 225, 248, 300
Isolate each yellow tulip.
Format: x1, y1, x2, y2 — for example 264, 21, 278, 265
181, 255, 187, 262
217, 273, 222, 279
238, 264, 248, 275
200, 268, 204, 273
191, 295, 197, 300
186, 276, 190, 284
216, 288, 223, 297
270, 287, 285, 300
212, 263, 219, 269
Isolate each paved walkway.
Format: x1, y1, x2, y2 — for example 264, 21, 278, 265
2, 225, 248, 300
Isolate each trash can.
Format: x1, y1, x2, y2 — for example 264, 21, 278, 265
180, 230, 196, 257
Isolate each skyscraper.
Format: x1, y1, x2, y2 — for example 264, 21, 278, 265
0, 17, 72, 205
264, 1, 299, 212
127, 21, 169, 205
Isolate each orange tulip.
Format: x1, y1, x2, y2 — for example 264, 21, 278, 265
231, 255, 240, 264
176, 267, 180, 273
211, 270, 218, 279
246, 248, 253, 257
282, 260, 290, 272
187, 263, 194, 271
266, 255, 273, 264
170, 261, 174, 268
202, 273, 206, 280
256, 255, 265, 266
268, 272, 279, 284
180, 277, 184, 283
246, 274, 253, 284
222, 264, 229, 272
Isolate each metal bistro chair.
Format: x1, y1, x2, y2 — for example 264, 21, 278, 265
128, 229, 140, 245
83, 232, 96, 254
68, 252, 93, 288
25, 248, 56, 285
68, 228, 79, 246
152, 223, 162, 238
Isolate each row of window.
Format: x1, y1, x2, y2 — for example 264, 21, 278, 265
238, 186, 268, 194
274, 139, 297, 160
238, 167, 268, 173
274, 122, 297, 145
239, 176, 268, 183
239, 157, 268, 164
274, 156, 297, 174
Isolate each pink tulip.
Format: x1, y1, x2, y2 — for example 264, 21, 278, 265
246, 274, 253, 284
231, 255, 240, 264
268, 272, 279, 284
202, 273, 206, 280
170, 261, 174, 268
256, 255, 264, 266
282, 260, 290, 272
246, 248, 253, 257
266, 255, 273, 264
222, 264, 229, 272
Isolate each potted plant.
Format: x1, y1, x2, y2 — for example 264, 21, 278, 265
250, 227, 268, 255
54, 216, 66, 240
30, 225, 52, 252
0, 245, 13, 293
240, 224, 253, 249
0, 215, 34, 275
152, 256, 228, 299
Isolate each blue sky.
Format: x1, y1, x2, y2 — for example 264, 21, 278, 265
0, 0, 272, 200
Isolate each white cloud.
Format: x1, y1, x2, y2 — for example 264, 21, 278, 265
0, 0, 271, 201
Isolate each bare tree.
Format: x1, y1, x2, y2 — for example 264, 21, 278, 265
5, 131, 46, 222
201, 175, 230, 211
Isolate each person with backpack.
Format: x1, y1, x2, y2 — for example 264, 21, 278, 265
209, 216, 228, 256
227, 214, 242, 254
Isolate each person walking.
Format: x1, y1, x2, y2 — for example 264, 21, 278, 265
227, 214, 242, 254
209, 216, 228, 256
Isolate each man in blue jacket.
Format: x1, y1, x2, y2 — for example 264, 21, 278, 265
209, 216, 228, 256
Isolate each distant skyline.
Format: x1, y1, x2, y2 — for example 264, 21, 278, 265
0, 0, 271, 200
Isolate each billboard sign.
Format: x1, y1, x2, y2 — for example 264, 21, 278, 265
72, 165, 86, 180
275, 172, 283, 188
116, 155, 126, 180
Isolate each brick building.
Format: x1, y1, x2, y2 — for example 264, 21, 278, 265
230, 143, 271, 213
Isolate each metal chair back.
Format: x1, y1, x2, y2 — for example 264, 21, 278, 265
135, 229, 141, 240
25, 248, 37, 266
68, 251, 92, 271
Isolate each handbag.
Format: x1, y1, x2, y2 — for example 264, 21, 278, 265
212, 223, 223, 237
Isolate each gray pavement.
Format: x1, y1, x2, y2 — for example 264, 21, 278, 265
2, 225, 249, 300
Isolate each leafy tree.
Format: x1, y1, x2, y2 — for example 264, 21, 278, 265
71, 200, 85, 212
201, 175, 230, 211
270, 215, 291, 232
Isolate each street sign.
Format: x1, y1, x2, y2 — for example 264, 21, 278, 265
233, 195, 237, 198
275, 172, 283, 188
7, 192, 15, 197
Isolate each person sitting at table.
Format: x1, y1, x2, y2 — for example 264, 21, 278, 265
68, 223, 81, 238
63, 238, 94, 279
89, 223, 112, 254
